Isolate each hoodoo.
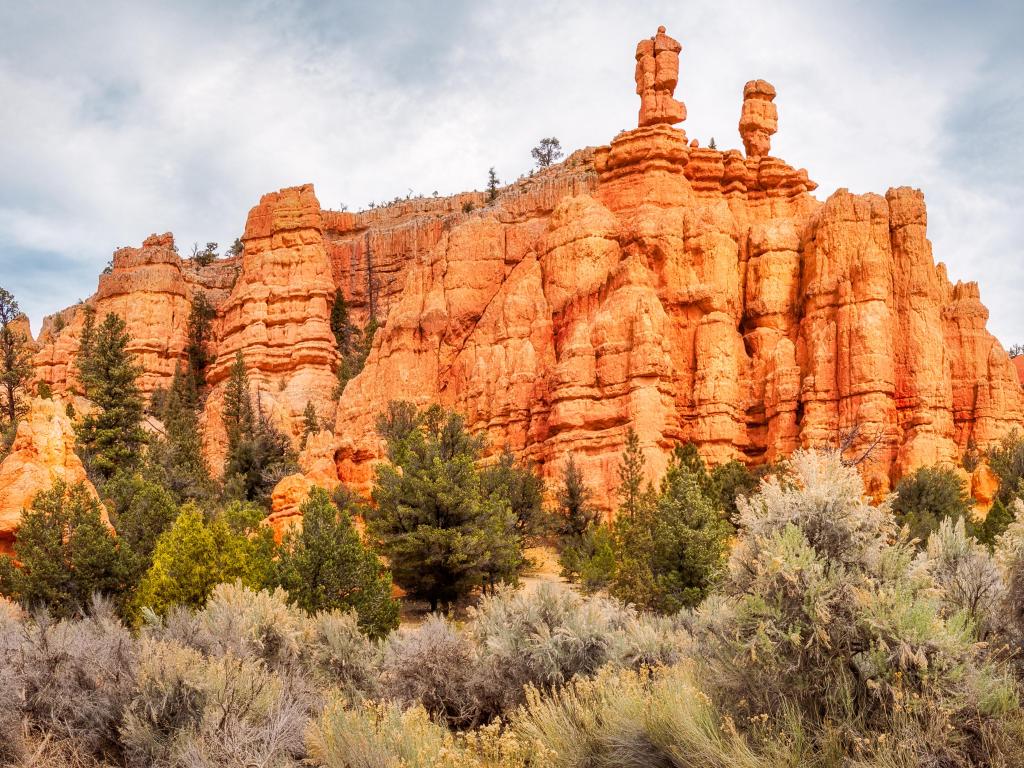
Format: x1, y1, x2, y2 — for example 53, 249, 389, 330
6, 26, 1023, 523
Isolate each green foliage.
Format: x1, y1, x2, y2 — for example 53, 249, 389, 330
102, 471, 179, 589
368, 402, 522, 610
226, 236, 243, 258
486, 167, 500, 202
75, 311, 146, 479
555, 454, 596, 539
480, 445, 545, 536
531, 136, 564, 169
611, 448, 731, 612
0, 481, 128, 617
617, 427, 646, 518
222, 352, 296, 504
0, 285, 32, 430
301, 400, 320, 448
135, 502, 275, 615
988, 430, 1024, 506
892, 464, 972, 547
185, 291, 215, 384
332, 294, 377, 394
36, 380, 52, 399
191, 240, 218, 266
274, 487, 399, 637
149, 364, 213, 503
976, 496, 1016, 547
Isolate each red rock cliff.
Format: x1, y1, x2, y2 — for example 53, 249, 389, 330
20, 26, 1024, 515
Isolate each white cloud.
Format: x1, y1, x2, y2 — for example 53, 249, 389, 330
0, 0, 1020, 344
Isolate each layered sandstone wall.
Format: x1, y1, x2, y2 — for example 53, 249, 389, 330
17, 26, 1023, 519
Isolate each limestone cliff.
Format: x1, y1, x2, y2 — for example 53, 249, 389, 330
12, 25, 1023, 521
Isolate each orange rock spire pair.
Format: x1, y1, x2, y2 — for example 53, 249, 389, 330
635, 26, 778, 158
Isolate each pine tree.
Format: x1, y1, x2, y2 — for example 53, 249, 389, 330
330, 289, 359, 360
223, 351, 254, 457
0, 286, 32, 434
481, 445, 545, 535
617, 428, 645, 518
102, 471, 179, 588
222, 354, 295, 504
531, 137, 564, 168
368, 402, 519, 610
0, 480, 128, 617
185, 292, 216, 385
274, 487, 399, 637
486, 167, 500, 202
611, 449, 731, 613
76, 312, 146, 479
150, 364, 212, 502
557, 454, 596, 538
301, 400, 320, 449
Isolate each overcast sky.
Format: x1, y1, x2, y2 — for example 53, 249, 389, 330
1, 0, 1021, 344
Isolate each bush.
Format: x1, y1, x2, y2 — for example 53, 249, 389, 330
989, 431, 1024, 506
893, 464, 972, 546
12, 598, 136, 759
696, 449, 1024, 761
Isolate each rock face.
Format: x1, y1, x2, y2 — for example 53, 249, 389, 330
21, 26, 1024, 519
0, 397, 102, 554
33, 233, 239, 398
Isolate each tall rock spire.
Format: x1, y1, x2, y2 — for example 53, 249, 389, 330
634, 26, 686, 127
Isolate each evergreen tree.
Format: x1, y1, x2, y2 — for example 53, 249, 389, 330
149, 364, 212, 502
222, 353, 295, 503
76, 312, 146, 479
301, 400, 320, 449
611, 450, 731, 612
531, 137, 564, 168
892, 465, 972, 548
481, 445, 545, 535
274, 487, 399, 637
557, 454, 597, 538
136, 501, 275, 615
330, 289, 359, 360
77, 304, 96, 382
368, 402, 519, 610
988, 431, 1024, 506
0, 481, 128, 617
185, 292, 216, 385
486, 167, 500, 202
617, 428, 645, 518
0, 286, 32, 434
101, 472, 179, 596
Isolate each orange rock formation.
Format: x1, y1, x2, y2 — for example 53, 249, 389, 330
12, 26, 1023, 523
0, 397, 103, 554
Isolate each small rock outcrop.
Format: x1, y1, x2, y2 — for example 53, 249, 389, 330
0, 397, 102, 554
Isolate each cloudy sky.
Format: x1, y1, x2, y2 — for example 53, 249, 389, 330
1, 0, 1021, 344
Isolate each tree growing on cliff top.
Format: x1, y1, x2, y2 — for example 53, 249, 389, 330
531, 136, 564, 168
0, 286, 32, 436
75, 311, 146, 480
486, 167, 500, 202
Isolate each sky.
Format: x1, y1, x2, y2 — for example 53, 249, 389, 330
1, 0, 1021, 344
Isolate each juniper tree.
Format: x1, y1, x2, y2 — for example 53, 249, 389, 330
892, 465, 972, 548
0, 286, 32, 434
75, 312, 146, 479
274, 487, 399, 637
